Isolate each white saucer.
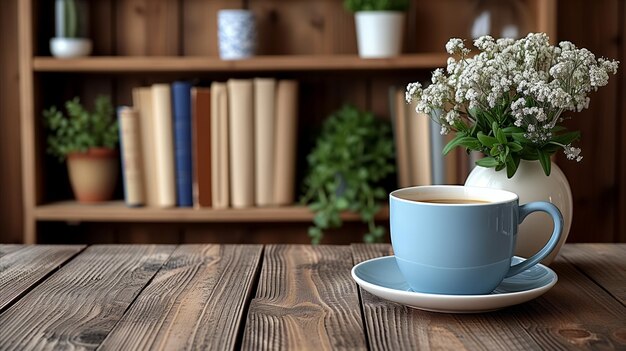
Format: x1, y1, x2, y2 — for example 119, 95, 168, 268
351, 256, 557, 313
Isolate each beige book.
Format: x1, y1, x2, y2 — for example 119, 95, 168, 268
402, 90, 432, 185
151, 83, 177, 207
227, 79, 255, 208
211, 82, 230, 209
273, 80, 299, 206
118, 107, 145, 206
132, 87, 158, 207
254, 78, 276, 206
393, 88, 411, 188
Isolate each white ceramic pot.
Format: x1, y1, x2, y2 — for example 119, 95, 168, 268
50, 38, 92, 58
465, 160, 573, 265
355, 11, 405, 58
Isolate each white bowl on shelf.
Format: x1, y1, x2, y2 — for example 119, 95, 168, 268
50, 38, 92, 58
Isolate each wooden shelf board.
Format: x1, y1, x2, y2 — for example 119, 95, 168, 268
32, 54, 447, 73
34, 201, 390, 223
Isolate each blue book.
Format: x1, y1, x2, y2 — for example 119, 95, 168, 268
171, 81, 193, 207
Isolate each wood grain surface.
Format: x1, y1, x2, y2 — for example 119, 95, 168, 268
351, 244, 548, 351
560, 244, 626, 305
242, 245, 367, 350
99, 244, 262, 350
0, 244, 23, 258
0, 245, 84, 312
0, 245, 174, 350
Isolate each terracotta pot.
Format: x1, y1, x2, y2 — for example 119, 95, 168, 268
67, 148, 118, 203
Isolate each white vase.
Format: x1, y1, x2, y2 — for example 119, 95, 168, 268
355, 11, 405, 58
465, 160, 572, 265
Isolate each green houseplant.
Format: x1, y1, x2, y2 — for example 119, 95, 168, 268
344, 0, 410, 58
43, 96, 119, 203
301, 105, 395, 244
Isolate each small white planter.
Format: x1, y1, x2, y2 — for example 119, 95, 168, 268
218, 9, 257, 60
50, 38, 92, 58
355, 11, 405, 58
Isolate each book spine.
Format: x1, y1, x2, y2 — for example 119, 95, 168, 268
118, 106, 145, 207
191, 87, 212, 208
273, 80, 299, 206
133, 87, 157, 207
227, 79, 255, 208
254, 78, 276, 206
172, 81, 193, 207
211, 82, 229, 209
151, 83, 177, 207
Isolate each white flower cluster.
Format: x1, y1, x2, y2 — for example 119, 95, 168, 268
406, 33, 619, 161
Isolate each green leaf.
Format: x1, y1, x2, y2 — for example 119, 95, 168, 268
476, 157, 500, 168
508, 142, 523, 152
502, 126, 524, 134
477, 132, 498, 147
505, 156, 518, 178
537, 149, 552, 176
496, 128, 507, 144
551, 131, 581, 146
443, 136, 480, 155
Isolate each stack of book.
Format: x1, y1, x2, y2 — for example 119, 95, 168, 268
389, 87, 470, 188
117, 79, 299, 209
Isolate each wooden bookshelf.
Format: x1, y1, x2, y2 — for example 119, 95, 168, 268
33, 54, 449, 72
18, 0, 557, 244
34, 202, 389, 223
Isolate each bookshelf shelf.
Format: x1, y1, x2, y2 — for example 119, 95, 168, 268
34, 202, 390, 223
32, 54, 448, 73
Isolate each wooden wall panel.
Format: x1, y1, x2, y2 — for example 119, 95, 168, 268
615, 1, 626, 243
556, 0, 620, 242
250, 0, 356, 55
182, 0, 244, 56
115, 0, 180, 56
0, 0, 22, 243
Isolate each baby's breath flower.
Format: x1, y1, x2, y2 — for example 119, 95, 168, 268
404, 33, 617, 174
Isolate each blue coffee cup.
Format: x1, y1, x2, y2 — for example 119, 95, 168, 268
390, 185, 563, 295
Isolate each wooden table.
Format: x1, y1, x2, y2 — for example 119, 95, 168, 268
0, 244, 624, 350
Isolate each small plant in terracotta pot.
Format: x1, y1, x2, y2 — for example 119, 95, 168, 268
43, 96, 119, 203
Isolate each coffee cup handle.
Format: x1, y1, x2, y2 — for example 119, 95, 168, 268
505, 201, 563, 277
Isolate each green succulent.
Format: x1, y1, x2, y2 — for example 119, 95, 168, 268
43, 95, 118, 161
301, 105, 395, 244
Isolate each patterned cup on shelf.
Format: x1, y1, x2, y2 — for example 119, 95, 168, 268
218, 9, 257, 60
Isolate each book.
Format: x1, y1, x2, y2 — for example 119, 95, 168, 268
227, 79, 255, 208
253, 78, 276, 206
210, 82, 230, 209
393, 89, 431, 187
390, 87, 410, 188
191, 87, 212, 208
117, 106, 145, 207
172, 81, 193, 207
151, 83, 177, 207
273, 80, 299, 205
132, 87, 158, 207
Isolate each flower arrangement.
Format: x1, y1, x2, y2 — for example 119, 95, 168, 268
406, 33, 619, 177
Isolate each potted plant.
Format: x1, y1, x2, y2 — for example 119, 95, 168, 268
405, 33, 619, 263
43, 96, 119, 203
301, 105, 395, 244
50, 0, 92, 58
344, 0, 410, 58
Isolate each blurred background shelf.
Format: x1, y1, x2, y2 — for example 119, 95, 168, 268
34, 202, 390, 223
33, 54, 449, 72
